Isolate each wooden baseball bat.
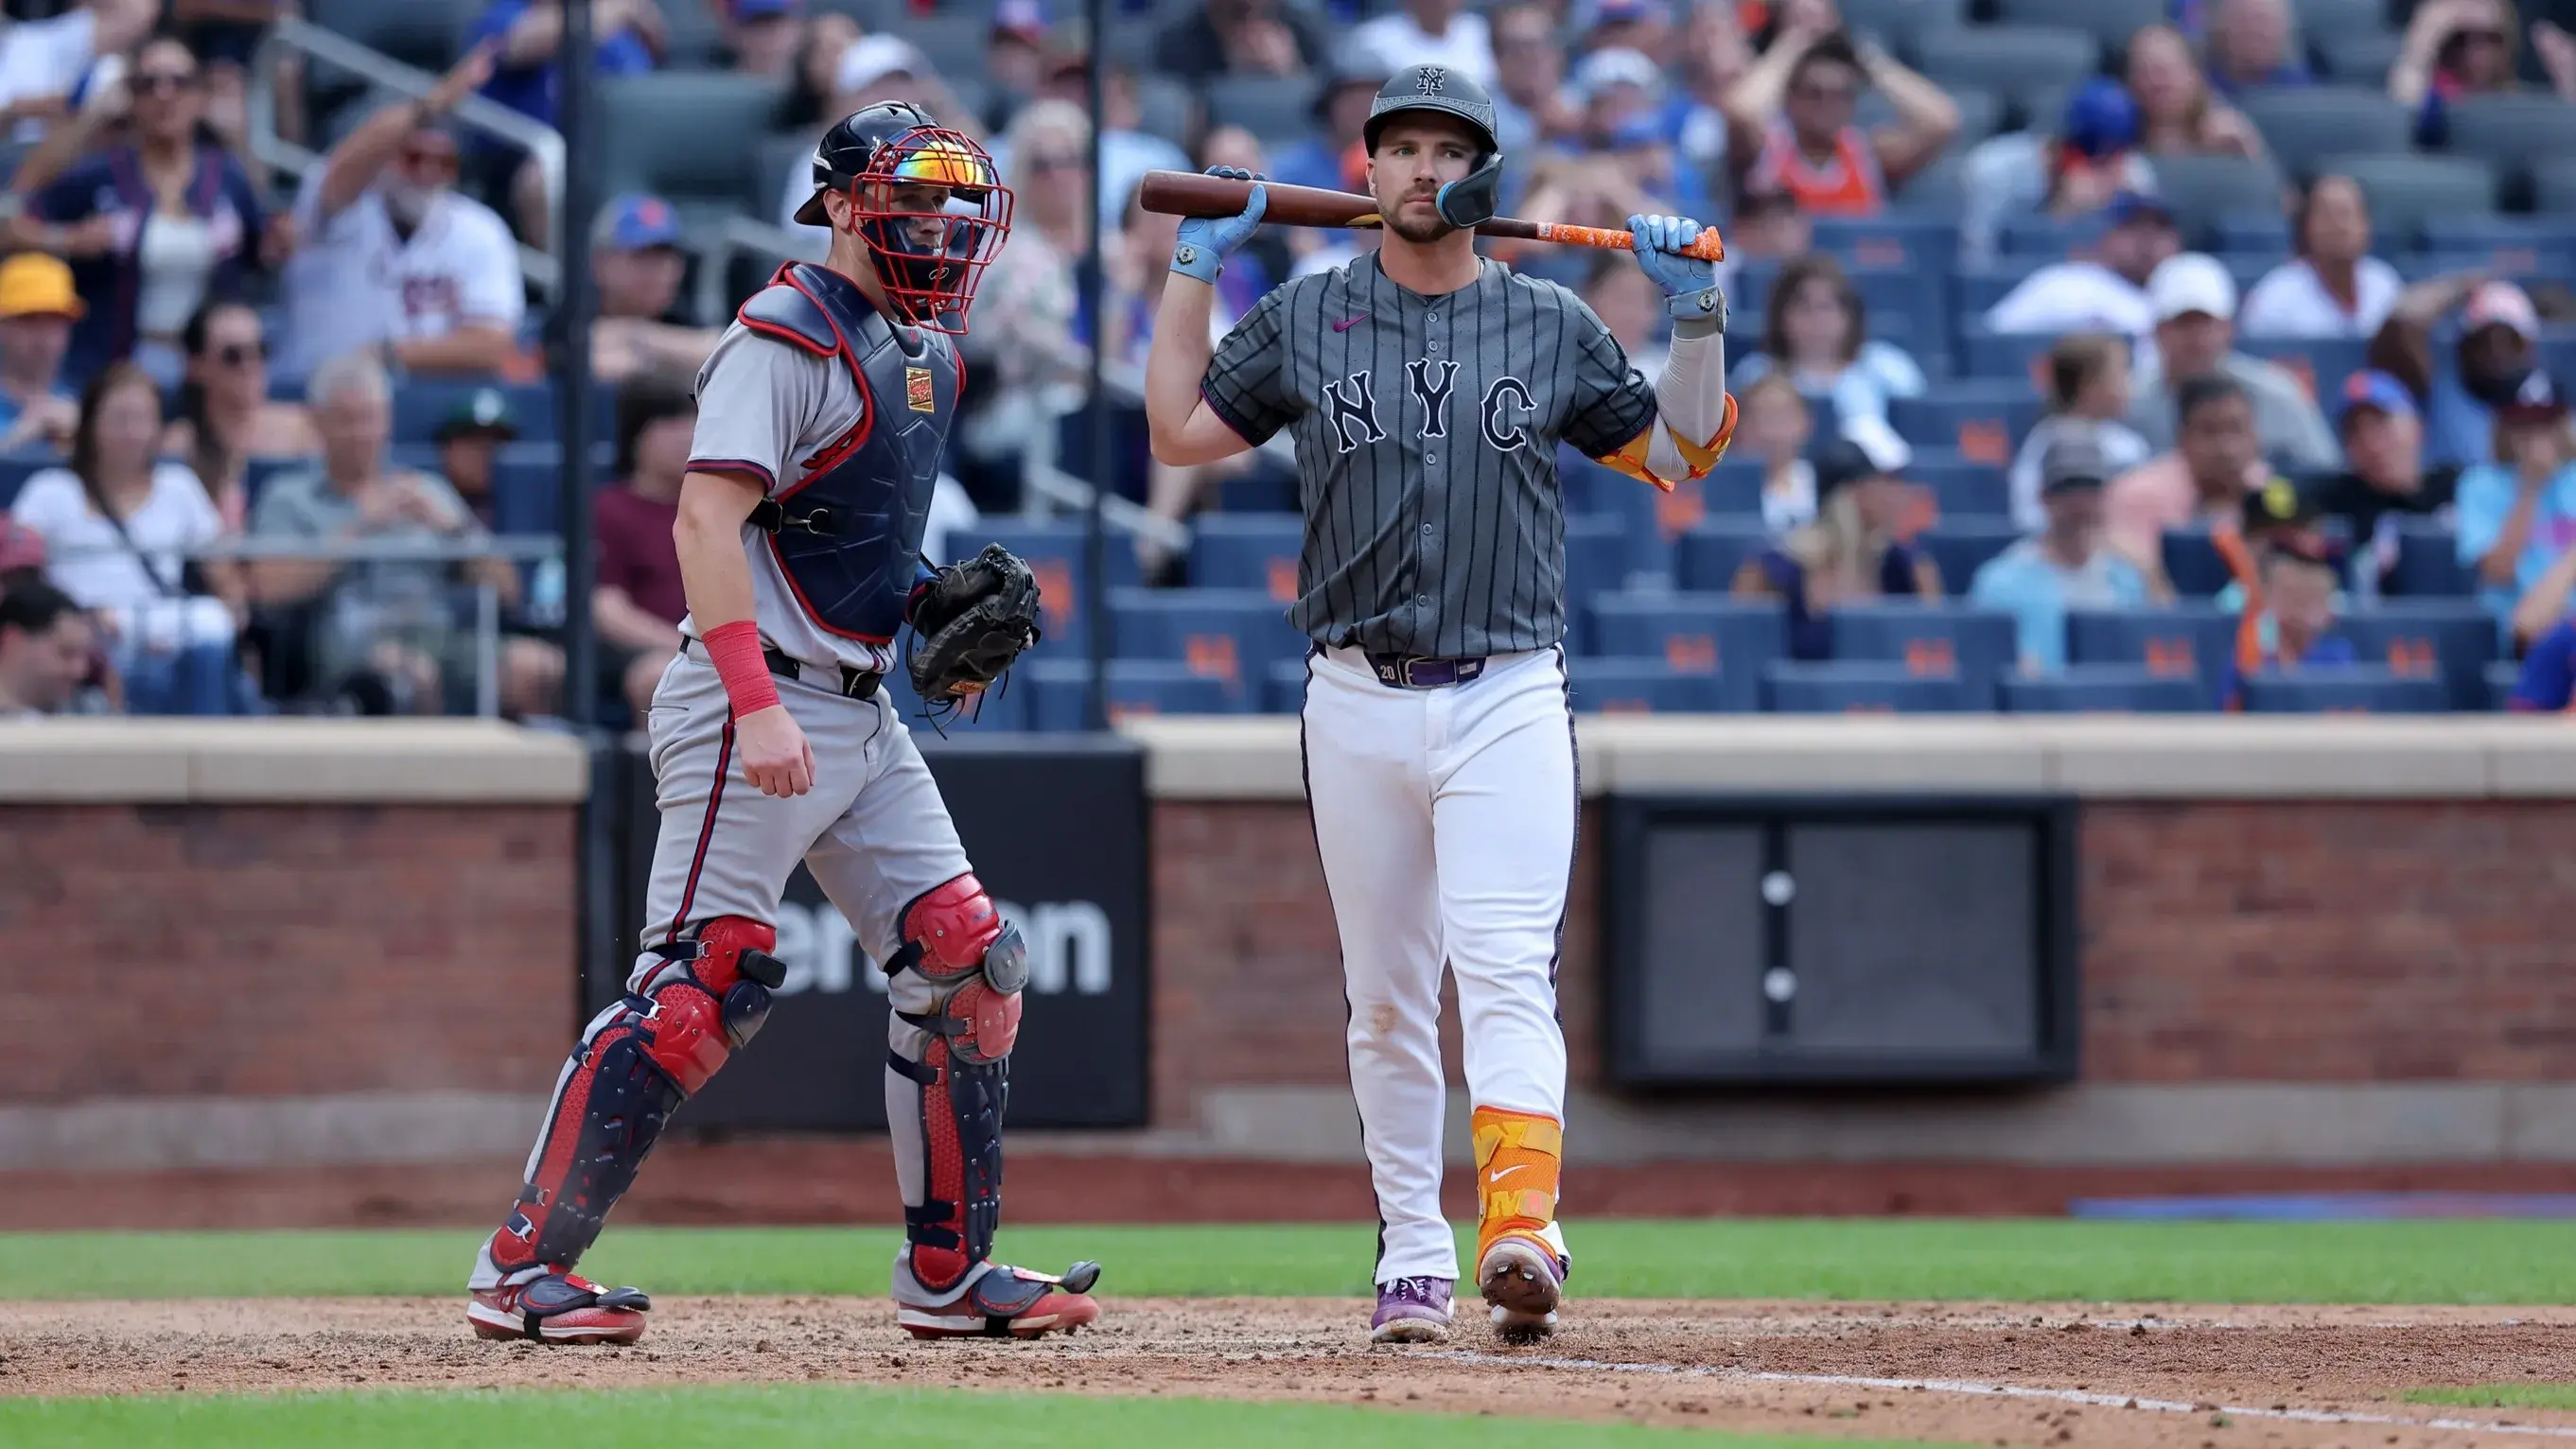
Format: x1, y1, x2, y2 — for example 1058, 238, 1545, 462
1138, 169, 1726, 263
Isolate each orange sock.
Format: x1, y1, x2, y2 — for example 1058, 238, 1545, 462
1471, 1106, 1561, 1263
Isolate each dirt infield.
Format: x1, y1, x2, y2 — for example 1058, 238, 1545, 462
9, 1298, 2576, 1444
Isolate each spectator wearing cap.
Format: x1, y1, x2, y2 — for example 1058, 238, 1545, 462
2307, 370, 2462, 596
8, 34, 281, 391
2238, 176, 2404, 341
2125, 25, 2269, 160
0, 252, 80, 452
1731, 253, 1925, 453
2009, 334, 2153, 532
1352, 0, 1497, 88
985, 0, 1054, 121
1723, 20, 1957, 218
2455, 368, 2576, 625
1157, 0, 1326, 82
274, 52, 527, 384
1984, 191, 2182, 341
589, 193, 719, 386
0, 578, 95, 718
1582, 0, 1674, 59
164, 300, 317, 532
2203, 0, 2313, 96
2412, 278, 2547, 470
2393, 0, 2576, 148
2218, 482, 2359, 708
434, 387, 520, 535
1272, 48, 1392, 196
1960, 79, 2159, 269
1733, 436, 1941, 660
0, 1, 156, 145
719, 0, 805, 80
2105, 373, 2269, 576
1971, 436, 2156, 674
1569, 50, 1709, 218
2127, 253, 2339, 471
592, 372, 694, 722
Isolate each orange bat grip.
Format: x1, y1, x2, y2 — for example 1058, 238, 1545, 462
1528, 221, 1726, 262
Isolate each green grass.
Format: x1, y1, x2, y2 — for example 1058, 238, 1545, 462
0, 1384, 1946, 1449
2407, 1384, 2576, 1411
10, 1219, 2576, 1303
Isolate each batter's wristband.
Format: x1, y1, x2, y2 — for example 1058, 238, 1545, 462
701, 620, 781, 717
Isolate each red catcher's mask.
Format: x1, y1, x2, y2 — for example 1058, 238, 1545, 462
835, 126, 1012, 335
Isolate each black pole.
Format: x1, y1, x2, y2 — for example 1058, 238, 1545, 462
556, 0, 615, 1016
1078, 0, 1110, 731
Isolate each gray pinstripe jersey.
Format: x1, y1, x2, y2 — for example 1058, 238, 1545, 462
1200, 253, 1656, 657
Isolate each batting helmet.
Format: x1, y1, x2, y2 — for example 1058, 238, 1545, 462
1361, 62, 1504, 230
793, 101, 1013, 334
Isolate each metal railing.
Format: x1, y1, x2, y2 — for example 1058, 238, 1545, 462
48, 533, 566, 721
246, 16, 567, 297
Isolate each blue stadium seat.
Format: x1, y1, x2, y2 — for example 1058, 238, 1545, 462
2236, 338, 2368, 411
1952, 260, 2041, 315
1999, 665, 2210, 713
1567, 451, 1715, 582
1998, 212, 2105, 258
1956, 325, 2057, 382
2417, 215, 2576, 278
879, 657, 1030, 733
1823, 602, 2018, 707
1566, 513, 1634, 599
1675, 516, 1774, 592
2487, 657, 2525, 710
1916, 519, 2024, 593
1025, 659, 1230, 730
1762, 660, 1973, 712
1216, 468, 1295, 513
2160, 526, 2236, 599
2065, 603, 2242, 706
2334, 600, 2500, 709
1189, 513, 1303, 602
1809, 214, 1960, 279
0, 448, 56, 508
2387, 517, 2470, 597
1584, 593, 1786, 711
1266, 655, 1310, 714
393, 380, 555, 445
1566, 656, 1728, 713
1109, 586, 1300, 712
1890, 386, 2044, 472
1908, 453, 2014, 519
2239, 666, 2451, 713
1701, 459, 1767, 516
973, 519, 1143, 652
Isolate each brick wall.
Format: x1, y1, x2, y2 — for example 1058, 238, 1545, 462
1150, 797, 2576, 1126
0, 804, 577, 1103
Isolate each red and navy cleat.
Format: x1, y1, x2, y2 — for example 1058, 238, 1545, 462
893, 1254, 1102, 1339
468, 1269, 651, 1345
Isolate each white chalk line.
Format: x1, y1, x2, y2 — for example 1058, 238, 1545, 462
1437, 1352, 2576, 1440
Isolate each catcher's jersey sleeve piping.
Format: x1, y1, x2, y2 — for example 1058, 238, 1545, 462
687, 457, 780, 490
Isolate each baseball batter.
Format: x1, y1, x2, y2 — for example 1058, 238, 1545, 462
1143, 66, 1739, 1342
465, 102, 1096, 1346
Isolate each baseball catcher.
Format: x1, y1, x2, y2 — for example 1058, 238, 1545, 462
465, 102, 1099, 1347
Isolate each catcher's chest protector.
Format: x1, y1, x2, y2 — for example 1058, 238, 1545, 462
742, 263, 957, 643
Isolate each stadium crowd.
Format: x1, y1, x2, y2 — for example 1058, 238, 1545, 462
3, 0, 2576, 724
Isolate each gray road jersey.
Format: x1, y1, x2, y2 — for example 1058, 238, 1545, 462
1201, 253, 1656, 656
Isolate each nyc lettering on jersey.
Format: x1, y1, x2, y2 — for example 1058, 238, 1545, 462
1320, 363, 1532, 455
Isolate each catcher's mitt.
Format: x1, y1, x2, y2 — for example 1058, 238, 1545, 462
906, 543, 1043, 710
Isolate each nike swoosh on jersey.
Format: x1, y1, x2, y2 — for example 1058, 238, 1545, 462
1331, 313, 1370, 332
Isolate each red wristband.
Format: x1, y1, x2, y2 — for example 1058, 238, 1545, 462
701, 620, 780, 716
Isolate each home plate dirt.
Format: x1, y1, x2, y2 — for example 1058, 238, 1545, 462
9, 1299, 2576, 1444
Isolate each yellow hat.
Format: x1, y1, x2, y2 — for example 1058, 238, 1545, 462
0, 253, 82, 320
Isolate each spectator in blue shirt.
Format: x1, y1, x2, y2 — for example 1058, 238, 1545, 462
2511, 619, 2576, 709
8, 35, 276, 390
2202, 0, 2312, 96
0, 252, 81, 452
2414, 278, 2545, 469
465, 0, 663, 242
1971, 436, 2155, 674
2221, 487, 2360, 708
2456, 368, 2576, 626
1270, 56, 1384, 196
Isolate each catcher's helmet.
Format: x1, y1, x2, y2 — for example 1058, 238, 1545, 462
794, 101, 1013, 334
1362, 63, 1503, 230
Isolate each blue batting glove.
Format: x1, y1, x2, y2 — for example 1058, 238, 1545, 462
1172, 166, 1266, 285
1627, 212, 1724, 323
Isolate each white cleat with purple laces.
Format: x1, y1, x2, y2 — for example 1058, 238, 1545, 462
1370, 1276, 1454, 1343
